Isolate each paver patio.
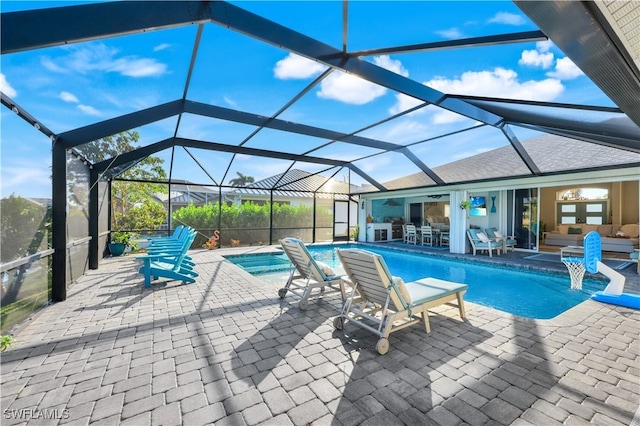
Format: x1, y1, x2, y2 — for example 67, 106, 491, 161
1, 247, 638, 425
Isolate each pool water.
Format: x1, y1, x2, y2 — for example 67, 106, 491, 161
224, 253, 292, 275
225, 244, 606, 319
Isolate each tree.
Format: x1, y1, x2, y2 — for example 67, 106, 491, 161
76, 131, 168, 232
0, 195, 50, 263
229, 172, 255, 187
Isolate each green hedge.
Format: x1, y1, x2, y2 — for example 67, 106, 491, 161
172, 201, 332, 247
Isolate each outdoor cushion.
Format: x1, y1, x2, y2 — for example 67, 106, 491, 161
404, 278, 467, 305
477, 232, 490, 242
620, 224, 639, 238
316, 261, 336, 277
568, 227, 582, 234
392, 276, 411, 304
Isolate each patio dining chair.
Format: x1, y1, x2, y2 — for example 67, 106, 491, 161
420, 225, 436, 246
404, 224, 417, 245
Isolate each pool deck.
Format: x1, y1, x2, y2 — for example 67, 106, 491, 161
1, 244, 638, 425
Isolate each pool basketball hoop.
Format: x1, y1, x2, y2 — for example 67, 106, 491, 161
561, 232, 602, 290
562, 257, 585, 290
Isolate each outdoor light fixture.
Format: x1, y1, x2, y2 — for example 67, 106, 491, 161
33, 122, 40, 130
361, 200, 365, 209
11, 106, 18, 114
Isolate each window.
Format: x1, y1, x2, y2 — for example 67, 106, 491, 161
557, 188, 608, 200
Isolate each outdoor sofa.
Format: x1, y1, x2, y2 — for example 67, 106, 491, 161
545, 224, 639, 253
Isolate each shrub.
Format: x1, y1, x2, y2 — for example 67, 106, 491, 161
172, 201, 333, 247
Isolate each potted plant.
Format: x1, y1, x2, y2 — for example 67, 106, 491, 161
350, 225, 360, 241
459, 200, 471, 210
109, 231, 139, 256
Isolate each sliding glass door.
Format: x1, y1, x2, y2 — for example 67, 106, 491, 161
507, 188, 539, 250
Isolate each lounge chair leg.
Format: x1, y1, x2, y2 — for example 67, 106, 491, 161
422, 311, 431, 333
457, 293, 466, 319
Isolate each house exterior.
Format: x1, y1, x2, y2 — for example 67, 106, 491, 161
357, 134, 640, 254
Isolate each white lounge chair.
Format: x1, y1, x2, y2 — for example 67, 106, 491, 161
279, 238, 346, 309
335, 248, 468, 354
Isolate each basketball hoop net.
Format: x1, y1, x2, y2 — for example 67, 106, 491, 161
562, 257, 585, 290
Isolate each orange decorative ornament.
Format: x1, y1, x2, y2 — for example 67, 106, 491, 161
203, 230, 220, 249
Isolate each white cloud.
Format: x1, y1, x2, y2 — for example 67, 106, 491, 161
78, 104, 101, 116
488, 12, 525, 26
43, 43, 167, 78
389, 94, 424, 116
41, 57, 67, 73
223, 96, 238, 108
318, 72, 386, 105
426, 68, 564, 101
273, 53, 326, 79
519, 49, 554, 69
547, 57, 584, 80
373, 55, 409, 77
388, 68, 564, 125
536, 40, 553, 52
0, 73, 17, 97
60, 91, 79, 103
316, 55, 408, 105
109, 58, 167, 77
370, 120, 429, 145
153, 43, 171, 52
432, 108, 468, 125
436, 28, 463, 39
1, 164, 51, 197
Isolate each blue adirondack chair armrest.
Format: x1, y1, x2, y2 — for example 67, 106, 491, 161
136, 253, 182, 262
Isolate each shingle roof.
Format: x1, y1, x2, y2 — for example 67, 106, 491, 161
364, 134, 640, 192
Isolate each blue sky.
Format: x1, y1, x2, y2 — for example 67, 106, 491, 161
0, 1, 612, 198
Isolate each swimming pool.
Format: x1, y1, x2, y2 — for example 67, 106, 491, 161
225, 244, 606, 319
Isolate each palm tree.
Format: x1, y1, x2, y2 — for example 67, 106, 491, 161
229, 172, 255, 187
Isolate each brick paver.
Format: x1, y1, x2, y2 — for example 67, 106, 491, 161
1, 248, 638, 425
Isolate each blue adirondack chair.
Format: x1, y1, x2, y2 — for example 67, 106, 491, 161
145, 227, 196, 267
137, 230, 198, 288
147, 225, 186, 245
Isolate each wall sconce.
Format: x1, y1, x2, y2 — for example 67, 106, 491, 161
361, 200, 365, 210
